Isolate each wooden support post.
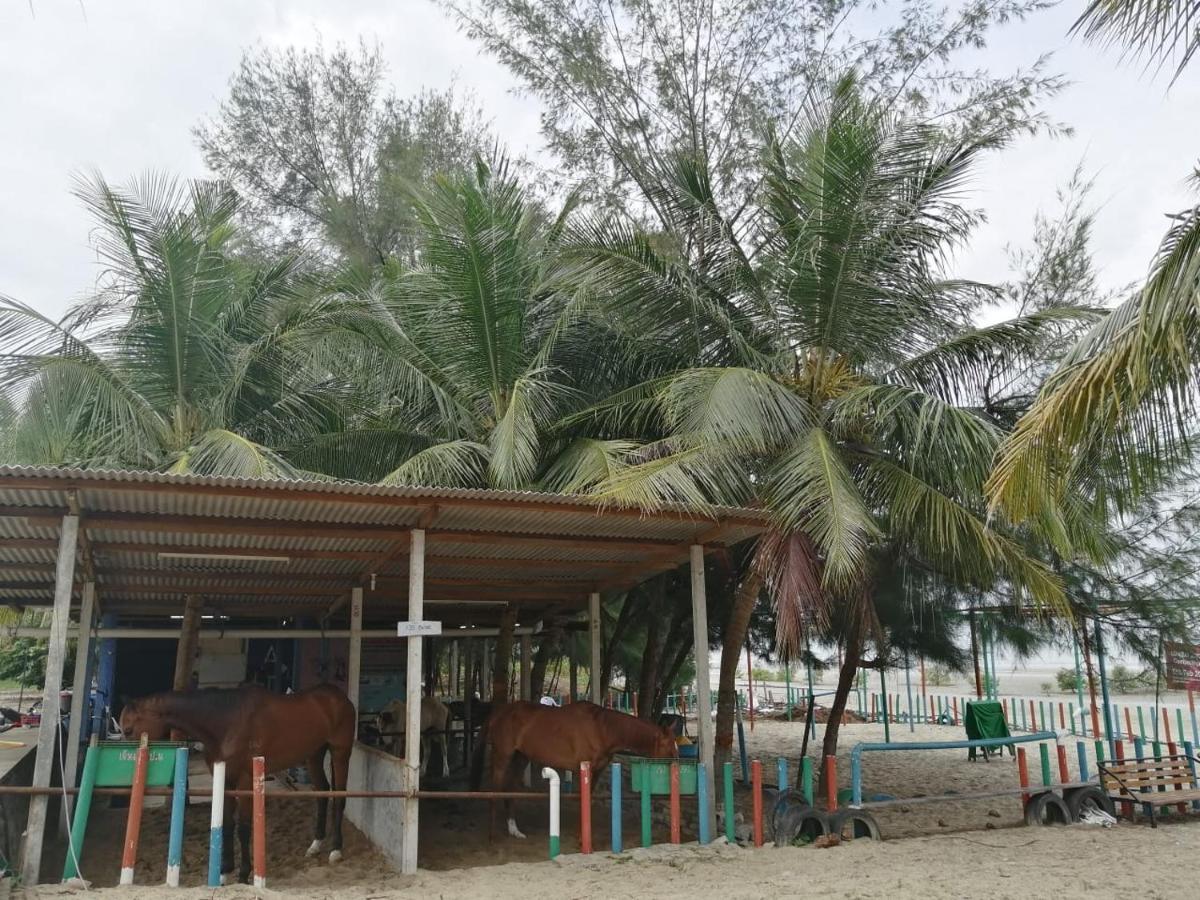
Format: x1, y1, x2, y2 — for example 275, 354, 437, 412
689, 545, 716, 841
171, 595, 203, 691
21, 513, 78, 887
62, 580, 95, 829
449, 641, 460, 697
588, 592, 602, 704
347, 587, 364, 716
401, 529, 425, 876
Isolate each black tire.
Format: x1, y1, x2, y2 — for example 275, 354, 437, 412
773, 804, 830, 847
1024, 791, 1071, 826
1065, 786, 1116, 822
829, 809, 882, 841
770, 791, 811, 842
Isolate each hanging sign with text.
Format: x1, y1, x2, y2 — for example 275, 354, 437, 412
397, 620, 442, 638
1164, 641, 1200, 690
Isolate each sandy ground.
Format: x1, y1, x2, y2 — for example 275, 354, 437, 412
27, 821, 1200, 899
24, 716, 1200, 898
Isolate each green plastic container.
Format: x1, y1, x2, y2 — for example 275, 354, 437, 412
623, 756, 698, 795
95, 741, 187, 787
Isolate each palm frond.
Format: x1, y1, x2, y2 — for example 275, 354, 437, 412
379, 439, 489, 487
1073, 0, 1200, 81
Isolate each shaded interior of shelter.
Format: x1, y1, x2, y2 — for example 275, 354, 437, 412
0, 466, 765, 877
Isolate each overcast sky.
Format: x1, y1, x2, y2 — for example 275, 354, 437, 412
1, 1, 1197, 323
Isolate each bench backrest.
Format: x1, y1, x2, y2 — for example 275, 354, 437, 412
1101, 758, 1196, 796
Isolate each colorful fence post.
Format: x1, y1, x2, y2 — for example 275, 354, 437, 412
1163, 708, 1174, 744
825, 755, 838, 812
1039, 743, 1052, 786
669, 763, 681, 845
1069, 702, 1076, 735
1056, 743, 1070, 784
640, 774, 652, 847
120, 734, 150, 886
751, 760, 763, 847
723, 762, 735, 843
207, 760, 226, 887
166, 746, 189, 887
1017, 747, 1030, 808
580, 761, 593, 853
252, 756, 267, 888
1184, 742, 1200, 812
952, 696, 959, 726
63, 738, 100, 882
1137, 706, 1146, 740
801, 757, 814, 806
542, 768, 561, 859
1190, 691, 1200, 750
1124, 707, 1134, 743
611, 763, 623, 853
697, 763, 711, 844
1076, 741, 1089, 781
777, 757, 788, 792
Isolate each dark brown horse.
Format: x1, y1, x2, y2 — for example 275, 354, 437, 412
471, 700, 677, 838
119, 684, 355, 883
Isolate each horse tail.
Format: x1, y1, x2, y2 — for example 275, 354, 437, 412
469, 712, 491, 791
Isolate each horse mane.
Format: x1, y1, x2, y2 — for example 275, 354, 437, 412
591, 704, 666, 747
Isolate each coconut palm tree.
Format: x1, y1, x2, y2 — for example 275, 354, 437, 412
1073, 0, 1200, 81
561, 74, 1084, 764
0, 173, 351, 476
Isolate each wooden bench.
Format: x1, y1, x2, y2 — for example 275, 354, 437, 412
1099, 756, 1200, 826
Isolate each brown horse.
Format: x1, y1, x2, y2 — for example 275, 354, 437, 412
119, 684, 356, 883
471, 701, 677, 838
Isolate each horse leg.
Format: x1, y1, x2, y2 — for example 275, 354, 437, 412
305, 748, 330, 858
503, 752, 529, 839
221, 799, 237, 882
420, 732, 429, 777
440, 731, 450, 778
328, 743, 352, 863
488, 745, 512, 843
236, 788, 253, 884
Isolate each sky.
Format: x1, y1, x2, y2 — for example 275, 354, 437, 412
0, 1, 1197, 324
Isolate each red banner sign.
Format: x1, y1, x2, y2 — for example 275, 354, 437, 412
1165, 641, 1200, 691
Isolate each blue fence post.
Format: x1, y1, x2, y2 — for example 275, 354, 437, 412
1076, 741, 1089, 781
697, 763, 711, 844
777, 757, 788, 792
166, 747, 189, 887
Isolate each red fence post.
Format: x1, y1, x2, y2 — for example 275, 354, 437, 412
120, 734, 150, 885
1163, 708, 1173, 744
252, 756, 267, 888
1056, 744, 1069, 784
580, 762, 593, 853
1017, 747, 1030, 809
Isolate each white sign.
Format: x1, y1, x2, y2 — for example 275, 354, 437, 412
397, 620, 442, 638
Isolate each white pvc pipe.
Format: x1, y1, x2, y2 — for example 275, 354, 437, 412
207, 761, 226, 887
542, 768, 561, 858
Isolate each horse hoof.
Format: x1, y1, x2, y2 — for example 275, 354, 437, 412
329, 850, 343, 864
507, 818, 527, 839
306, 839, 323, 857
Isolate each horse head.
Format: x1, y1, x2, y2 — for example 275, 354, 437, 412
650, 724, 679, 759
118, 697, 171, 741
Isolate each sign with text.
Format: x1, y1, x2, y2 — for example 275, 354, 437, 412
396, 620, 442, 638
1164, 641, 1200, 691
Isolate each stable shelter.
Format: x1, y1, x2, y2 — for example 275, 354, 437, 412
0, 466, 765, 880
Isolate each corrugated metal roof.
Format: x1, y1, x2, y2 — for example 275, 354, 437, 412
0, 465, 766, 626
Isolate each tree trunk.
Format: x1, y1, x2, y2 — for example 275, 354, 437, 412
529, 626, 561, 699
1080, 617, 1102, 736
172, 595, 202, 691
715, 570, 762, 770
600, 591, 638, 696
819, 615, 863, 787
492, 605, 518, 704
654, 630, 692, 718
636, 603, 668, 720
969, 607, 983, 699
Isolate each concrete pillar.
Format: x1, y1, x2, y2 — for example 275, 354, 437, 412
347, 587, 364, 715
690, 544, 716, 841
21, 513, 78, 885
588, 592, 602, 704
401, 529, 426, 875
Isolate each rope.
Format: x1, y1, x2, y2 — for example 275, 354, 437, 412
57, 718, 87, 888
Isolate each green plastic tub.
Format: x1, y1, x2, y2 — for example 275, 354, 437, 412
95, 741, 187, 787
621, 755, 698, 796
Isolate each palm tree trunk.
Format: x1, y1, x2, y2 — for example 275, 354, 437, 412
529, 627, 561, 699
492, 605, 517, 704
715, 570, 762, 770
819, 614, 863, 786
